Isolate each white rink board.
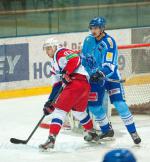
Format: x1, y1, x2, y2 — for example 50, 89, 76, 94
0, 29, 131, 90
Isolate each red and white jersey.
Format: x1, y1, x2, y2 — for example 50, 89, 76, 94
49, 48, 89, 86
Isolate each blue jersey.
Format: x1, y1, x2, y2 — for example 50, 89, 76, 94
82, 33, 119, 78
82, 32, 125, 105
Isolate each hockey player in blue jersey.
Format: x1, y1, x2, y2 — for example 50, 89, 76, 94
82, 17, 141, 144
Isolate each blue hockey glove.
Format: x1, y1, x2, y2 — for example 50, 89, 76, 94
90, 71, 105, 82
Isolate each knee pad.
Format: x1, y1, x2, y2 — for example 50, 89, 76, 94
52, 108, 67, 122
72, 110, 88, 121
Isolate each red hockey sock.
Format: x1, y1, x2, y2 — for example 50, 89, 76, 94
49, 124, 62, 135
82, 119, 93, 130
49, 118, 63, 135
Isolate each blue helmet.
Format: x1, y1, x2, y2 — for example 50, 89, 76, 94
89, 17, 106, 29
103, 149, 136, 162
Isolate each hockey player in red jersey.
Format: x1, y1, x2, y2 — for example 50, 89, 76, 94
39, 38, 99, 150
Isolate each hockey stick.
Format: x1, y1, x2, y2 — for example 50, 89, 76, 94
104, 78, 126, 83
10, 85, 64, 145
10, 114, 46, 144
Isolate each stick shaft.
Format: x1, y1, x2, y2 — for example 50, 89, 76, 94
25, 86, 64, 143
26, 114, 46, 143
105, 78, 125, 83
10, 86, 64, 144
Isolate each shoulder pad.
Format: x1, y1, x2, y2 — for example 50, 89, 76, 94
105, 35, 116, 49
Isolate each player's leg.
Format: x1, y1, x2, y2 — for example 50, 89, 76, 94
39, 108, 67, 149
39, 80, 82, 150
71, 80, 99, 142
108, 79, 141, 144
72, 110, 99, 142
89, 105, 114, 139
88, 83, 114, 138
39, 76, 94, 149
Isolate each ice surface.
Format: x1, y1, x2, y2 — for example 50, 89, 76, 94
0, 95, 150, 162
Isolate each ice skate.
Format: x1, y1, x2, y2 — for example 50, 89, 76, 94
84, 129, 99, 142
99, 129, 114, 139
130, 132, 141, 144
39, 135, 56, 150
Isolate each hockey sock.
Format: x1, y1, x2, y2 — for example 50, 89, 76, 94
88, 105, 110, 133
121, 115, 136, 133
113, 101, 137, 133
80, 113, 93, 130
49, 118, 63, 135
72, 110, 93, 131
95, 114, 110, 133
49, 108, 67, 136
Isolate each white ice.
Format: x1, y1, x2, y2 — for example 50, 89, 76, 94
0, 95, 150, 162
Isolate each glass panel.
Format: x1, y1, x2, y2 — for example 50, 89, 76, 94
58, 8, 98, 32
16, 12, 49, 36
48, 11, 59, 33
53, 0, 98, 7
137, 4, 150, 27
0, 14, 16, 37
98, 4, 137, 29
0, 0, 150, 38
0, 0, 14, 11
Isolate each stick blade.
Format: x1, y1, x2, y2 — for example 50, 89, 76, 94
10, 138, 27, 144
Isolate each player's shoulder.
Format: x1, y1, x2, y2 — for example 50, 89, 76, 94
54, 48, 66, 61
104, 33, 116, 49
84, 34, 95, 42
55, 48, 75, 61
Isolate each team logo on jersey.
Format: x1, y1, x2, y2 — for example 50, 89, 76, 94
64, 50, 74, 56
106, 52, 113, 62
107, 37, 113, 48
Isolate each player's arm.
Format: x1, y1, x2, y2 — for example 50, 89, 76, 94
81, 35, 97, 76
43, 72, 62, 115
57, 51, 81, 84
47, 66, 62, 100
63, 53, 80, 75
90, 37, 117, 82
100, 37, 117, 78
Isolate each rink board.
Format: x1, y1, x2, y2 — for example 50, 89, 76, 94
0, 27, 150, 99
0, 29, 131, 95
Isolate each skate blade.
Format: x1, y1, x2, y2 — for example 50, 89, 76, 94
39, 145, 54, 152
85, 139, 101, 145
99, 137, 115, 142
39, 147, 54, 152
132, 143, 141, 148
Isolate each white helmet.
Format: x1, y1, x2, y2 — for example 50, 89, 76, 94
43, 37, 60, 49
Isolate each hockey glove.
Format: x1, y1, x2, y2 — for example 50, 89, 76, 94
90, 71, 105, 82
43, 100, 55, 115
62, 71, 72, 85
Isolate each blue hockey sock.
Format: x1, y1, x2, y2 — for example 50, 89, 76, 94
100, 123, 110, 133
88, 106, 111, 133
95, 115, 110, 133
113, 101, 137, 133
121, 115, 136, 133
